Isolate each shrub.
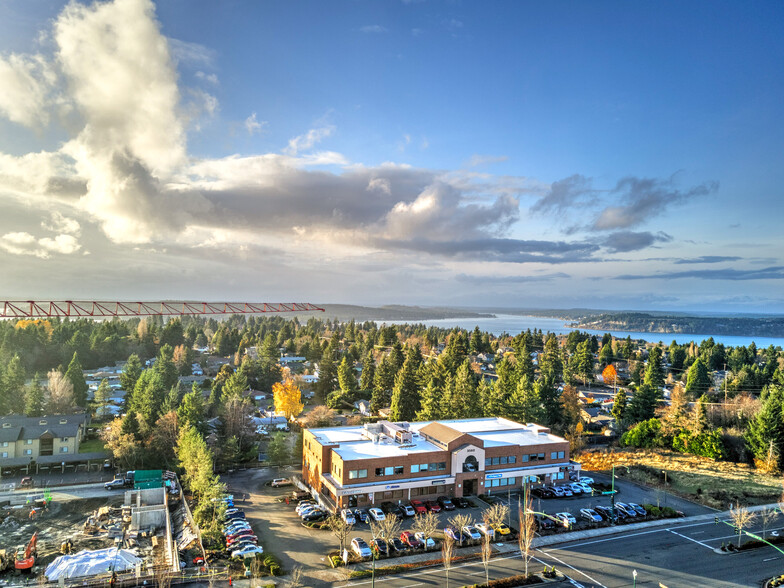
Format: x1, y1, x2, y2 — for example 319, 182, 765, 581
620, 418, 665, 449
269, 564, 281, 576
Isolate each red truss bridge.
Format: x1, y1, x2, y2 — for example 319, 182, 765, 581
0, 301, 325, 319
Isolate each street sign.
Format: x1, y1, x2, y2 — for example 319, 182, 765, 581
601, 490, 617, 495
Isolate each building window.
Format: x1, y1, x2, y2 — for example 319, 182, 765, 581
60, 447, 69, 453
1, 442, 7, 447
1, 452, 7, 458
438, 462, 446, 470
349, 469, 367, 480
509, 456, 516, 464
419, 463, 429, 472
558, 451, 565, 459
61, 437, 69, 442
522, 454, 529, 462
394, 466, 404, 475
24, 449, 32, 455
551, 452, 558, 460
463, 455, 479, 472
411, 464, 419, 473
26, 439, 33, 445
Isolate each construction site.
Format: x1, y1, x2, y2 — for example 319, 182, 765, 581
0, 471, 206, 586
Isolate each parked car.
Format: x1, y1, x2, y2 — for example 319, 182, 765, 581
409, 500, 427, 514
425, 500, 441, 513
593, 505, 613, 521
351, 537, 372, 558
302, 510, 328, 522
463, 525, 482, 540
574, 482, 593, 494
475, 523, 495, 539
341, 509, 356, 525
628, 503, 647, 516
534, 515, 556, 531
453, 496, 471, 509
380, 502, 404, 517
568, 483, 584, 495
354, 509, 370, 523
227, 534, 257, 547
401, 505, 416, 517
388, 537, 407, 553
225, 529, 254, 541
231, 545, 263, 558
370, 538, 389, 556
368, 507, 386, 522
616, 503, 638, 518
532, 486, 555, 499
19, 477, 34, 489
549, 486, 566, 498
400, 531, 423, 549
580, 508, 603, 523
271, 478, 292, 487
414, 532, 436, 549
444, 526, 463, 542
296, 501, 315, 514
224, 522, 251, 534
554, 512, 577, 527
555, 485, 573, 497
437, 497, 456, 511
579, 476, 595, 485
228, 539, 257, 552
492, 522, 511, 536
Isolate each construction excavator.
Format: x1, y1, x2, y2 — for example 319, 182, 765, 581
14, 532, 37, 573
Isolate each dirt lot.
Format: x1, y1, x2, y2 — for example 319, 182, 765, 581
0, 496, 123, 578
578, 447, 784, 509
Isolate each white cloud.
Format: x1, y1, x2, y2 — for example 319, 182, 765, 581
283, 125, 335, 155
39, 234, 81, 255
168, 38, 215, 68
0, 231, 81, 258
367, 177, 392, 195
195, 70, 218, 85
2, 232, 36, 245
0, 53, 56, 127
42, 212, 81, 235
244, 112, 266, 135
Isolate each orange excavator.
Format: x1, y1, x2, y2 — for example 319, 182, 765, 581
15, 532, 37, 572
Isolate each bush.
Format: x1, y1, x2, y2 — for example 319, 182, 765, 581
329, 555, 343, 568
269, 564, 281, 576
621, 418, 665, 449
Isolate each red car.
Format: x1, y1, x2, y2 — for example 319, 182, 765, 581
225, 529, 254, 541
400, 531, 423, 549
425, 500, 441, 513
227, 534, 257, 547
409, 500, 427, 514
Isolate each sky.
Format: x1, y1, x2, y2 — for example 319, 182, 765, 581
0, 0, 782, 313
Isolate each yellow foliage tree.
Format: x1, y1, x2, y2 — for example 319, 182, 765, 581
602, 364, 617, 390
273, 378, 304, 420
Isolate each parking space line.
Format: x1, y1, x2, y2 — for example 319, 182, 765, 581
667, 529, 714, 549
536, 549, 608, 588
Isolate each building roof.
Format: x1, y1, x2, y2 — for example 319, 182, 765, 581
0, 413, 88, 440
312, 417, 566, 462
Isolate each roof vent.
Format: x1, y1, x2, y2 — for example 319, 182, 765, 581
59, 419, 67, 424
39, 420, 47, 425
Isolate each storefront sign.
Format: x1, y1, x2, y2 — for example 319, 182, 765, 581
485, 473, 502, 480
385, 485, 400, 490
430, 480, 446, 485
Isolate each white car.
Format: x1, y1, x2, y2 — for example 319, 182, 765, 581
231, 544, 264, 558
568, 483, 585, 495
295, 502, 316, 514
580, 508, 602, 523
475, 523, 495, 539
341, 509, 356, 525
414, 532, 436, 549
271, 478, 292, 487
554, 512, 577, 527
401, 505, 416, 517
368, 507, 385, 521
463, 525, 481, 540
578, 477, 594, 485
351, 537, 372, 558
573, 482, 592, 494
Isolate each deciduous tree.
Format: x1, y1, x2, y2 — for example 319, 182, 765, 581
273, 378, 304, 420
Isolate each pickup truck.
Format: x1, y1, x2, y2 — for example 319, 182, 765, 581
104, 478, 126, 490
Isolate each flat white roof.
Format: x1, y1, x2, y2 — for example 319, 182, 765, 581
311, 417, 566, 462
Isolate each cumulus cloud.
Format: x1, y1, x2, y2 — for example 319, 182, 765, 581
42, 212, 81, 235
0, 230, 81, 258
367, 177, 392, 195
0, 53, 57, 127
283, 125, 335, 155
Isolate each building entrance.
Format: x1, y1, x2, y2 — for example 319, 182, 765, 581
463, 479, 476, 496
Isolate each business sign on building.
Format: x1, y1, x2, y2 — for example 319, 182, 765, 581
385, 485, 400, 490
485, 473, 503, 480
430, 480, 446, 485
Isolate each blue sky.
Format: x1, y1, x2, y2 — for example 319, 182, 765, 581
0, 0, 782, 312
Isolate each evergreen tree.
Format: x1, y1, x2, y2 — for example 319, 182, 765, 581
574, 340, 594, 386
446, 360, 481, 418
485, 356, 516, 417
514, 342, 534, 382
439, 331, 467, 374
337, 356, 359, 395
539, 335, 563, 383
507, 374, 540, 423
536, 378, 562, 428
65, 352, 88, 407
628, 383, 660, 423
94, 379, 112, 417
469, 326, 483, 354
154, 344, 179, 391
389, 340, 405, 371
685, 358, 711, 398
746, 384, 784, 470
121, 354, 143, 403
316, 335, 339, 397
371, 354, 396, 412
389, 347, 421, 421
359, 351, 375, 390
611, 388, 628, 425
23, 374, 45, 417
121, 410, 141, 440
644, 347, 665, 390
178, 384, 206, 434
599, 343, 614, 367
416, 362, 447, 420
222, 370, 249, 401
694, 394, 710, 434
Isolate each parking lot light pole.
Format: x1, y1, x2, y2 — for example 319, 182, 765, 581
633, 569, 637, 587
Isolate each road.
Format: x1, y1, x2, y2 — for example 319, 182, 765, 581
348, 513, 784, 588
0, 482, 113, 504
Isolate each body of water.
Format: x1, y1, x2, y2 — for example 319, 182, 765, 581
385, 314, 784, 349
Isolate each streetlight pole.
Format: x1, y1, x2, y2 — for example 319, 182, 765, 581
633, 569, 637, 587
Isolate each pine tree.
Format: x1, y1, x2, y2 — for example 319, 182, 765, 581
644, 347, 665, 390
628, 383, 661, 423
448, 361, 481, 418
685, 358, 711, 398
507, 375, 541, 423
536, 378, 562, 428
539, 335, 563, 383
154, 344, 179, 391
121, 354, 143, 405
746, 384, 784, 470
389, 341, 405, 371
514, 342, 534, 382
121, 410, 141, 440
359, 351, 375, 390
316, 335, 339, 397
389, 347, 421, 421
611, 388, 628, 426
416, 363, 447, 420
694, 394, 710, 434
371, 354, 396, 412
338, 357, 359, 395
574, 340, 594, 386
65, 352, 88, 408
486, 357, 516, 417
178, 384, 207, 434
94, 379, 112, 417
24, 374, 45, 417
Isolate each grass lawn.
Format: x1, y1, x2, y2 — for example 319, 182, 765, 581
578, 448, 783, 509
78, 438, 107, 453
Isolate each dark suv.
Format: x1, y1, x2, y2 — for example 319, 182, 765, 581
380, 502, 404, 517
437, 496, 456, 511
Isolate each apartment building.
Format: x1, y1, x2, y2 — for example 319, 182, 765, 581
303, 417, 578, 511
0, 413, 94, 474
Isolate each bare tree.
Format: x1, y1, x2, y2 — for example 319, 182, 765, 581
518, 493, 536, 578
483, 503, 510, 531
288, 565, 305, 588
379, 513, 402, 543
47, 369, 75, 414
302, 405, 337, 429
448, 513, 473, 546
442, 533, 455, 588
729, 504, 756, 548
412, 511, 439, 550
761, 507, 778, 539
328, 514, 354, 555
481, 531, 492, 586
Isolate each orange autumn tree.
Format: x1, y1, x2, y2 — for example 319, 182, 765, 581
602, 364, 618, 391
273, 378, 304, 420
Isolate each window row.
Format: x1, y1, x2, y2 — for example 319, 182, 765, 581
522, 453, 546, 462
487, 476, 516, 488
410, 462, 447, 473
348, 469, 368, 480
550, 451, 565, 460
376, 466, 405, 477
485, 455, 517, 466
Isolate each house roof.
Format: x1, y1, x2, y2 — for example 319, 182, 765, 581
419, 422, 464, 445
0, 414, 88, 440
